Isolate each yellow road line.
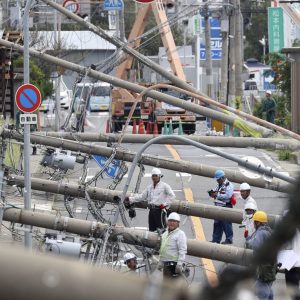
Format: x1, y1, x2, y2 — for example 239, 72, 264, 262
165, 144, 218, 286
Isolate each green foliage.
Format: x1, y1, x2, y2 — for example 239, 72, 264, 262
14, 56, 53, 99
235, 96, 242, 110
277, 149, 291, 161
90, 3, 109, 29
265, 52, 291, 100
243, 0, 271, 61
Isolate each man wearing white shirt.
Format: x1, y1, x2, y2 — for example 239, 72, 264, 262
240, 182, 258, 210
124, 168, 175, 232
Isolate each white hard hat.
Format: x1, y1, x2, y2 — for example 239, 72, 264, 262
266, 90, 272, 95
151, 168, 162, 176
167, 212, 180, 222
245, 201, 257, 211
240, 183, 251, 191
123, 253, 136, 262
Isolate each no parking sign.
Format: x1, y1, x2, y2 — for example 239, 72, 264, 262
15, 84, 41, 113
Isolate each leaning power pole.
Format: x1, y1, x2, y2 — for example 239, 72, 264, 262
0, 38, 274, 138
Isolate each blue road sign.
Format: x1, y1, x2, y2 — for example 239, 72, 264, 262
200, 17, 222, 61
200, 49, 222, 60
92, 155, 121, 178
15, 84, 41, 113
103, 0, 124, 11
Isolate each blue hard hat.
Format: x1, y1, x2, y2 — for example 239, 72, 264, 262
214, 169, 225, 179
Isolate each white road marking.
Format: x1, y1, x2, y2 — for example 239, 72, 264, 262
176, 172, 192, 177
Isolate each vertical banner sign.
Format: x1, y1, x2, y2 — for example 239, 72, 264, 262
268, 7, 284, 53
200, 18, 222, 61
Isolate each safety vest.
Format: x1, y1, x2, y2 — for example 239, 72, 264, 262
159, 228, 180, 262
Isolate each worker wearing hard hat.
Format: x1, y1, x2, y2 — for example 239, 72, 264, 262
123, 252, 138, 273
261, 90, 276, 124
240, 182, 258, 210
158, 212, 187, 279
208, 169, 235, 244
246, 211, 277, 300
241, 200, 258, 239
124, 168, 175, 232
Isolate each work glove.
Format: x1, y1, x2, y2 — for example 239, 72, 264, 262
123, 197, 131, 209
157, 261, 164, 272
128, 207, 136, 219
175, 264, 183, 274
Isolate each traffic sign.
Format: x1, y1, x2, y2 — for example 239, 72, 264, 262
200, 17, 222, 61
92, 155, 121, 178
103, 0, 124, 11
63, 0, 79, 14
15, 84, 41, 113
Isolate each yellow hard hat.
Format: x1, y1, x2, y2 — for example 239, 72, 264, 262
253, 211, 268, 223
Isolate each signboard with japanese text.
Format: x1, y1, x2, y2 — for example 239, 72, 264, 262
200, 18, 222, 61
268, 7, 284, 53
92, 155, 121, 178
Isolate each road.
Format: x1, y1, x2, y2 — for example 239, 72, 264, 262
83, 111, 295, 290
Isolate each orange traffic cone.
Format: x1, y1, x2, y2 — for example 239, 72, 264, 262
138, 119, 145, 134
146, 122, 152, 134
153, 121, 159, 135
105, 120, 110, 133
132, 119, 137, 134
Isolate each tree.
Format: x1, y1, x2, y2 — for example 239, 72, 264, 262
242, 0, 271, 61
14, 56, 53, 99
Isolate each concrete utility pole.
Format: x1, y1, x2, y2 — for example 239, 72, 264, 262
228, 0, 236, 107
40, 132, 300, 151
220, 7, 229, 103
0, 246, 198, 300
0, 38, 273, 138
2, 129, 292, 191
2, 207, 253, 265
7, 175, 281, 226
282, 48, 300, 134
23, 0, 33, 250
54, 0, 61, 131
204, 10, 213, 98
234, 0, 243, 109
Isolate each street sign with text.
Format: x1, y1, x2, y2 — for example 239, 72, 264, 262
103, 0, 124, 11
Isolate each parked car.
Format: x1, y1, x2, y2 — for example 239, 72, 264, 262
89, 83, 111, 112
39, 98, 55, 113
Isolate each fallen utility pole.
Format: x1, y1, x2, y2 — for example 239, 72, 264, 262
3, 207, 253, 265
41, 132, 300, 151
8, 175, 281, 226
40, 0, 288, 140
0, 38, 272, 138
2, 128, 291, 192
0, 245, 198, 300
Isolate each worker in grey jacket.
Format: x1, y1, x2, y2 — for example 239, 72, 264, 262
158, 212, 187, 279
246, 211, 277, 300
125, 168, 175, 232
